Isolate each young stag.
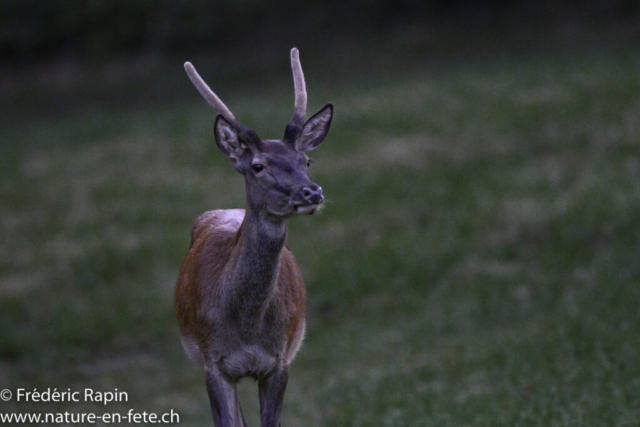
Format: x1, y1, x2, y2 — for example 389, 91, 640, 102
175, 48, 333, 427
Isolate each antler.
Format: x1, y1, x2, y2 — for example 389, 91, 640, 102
290, 48, 307, 122
185, 49, 306, 129
184, 62, 236, 122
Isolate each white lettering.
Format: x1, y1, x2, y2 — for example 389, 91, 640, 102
15, 388, 80, 402
85, 388, 128, 405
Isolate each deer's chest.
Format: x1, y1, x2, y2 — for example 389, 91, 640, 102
208, 301, 289, 379
218, 344, 281, 380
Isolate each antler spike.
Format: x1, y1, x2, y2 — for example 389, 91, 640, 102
184, 62, 236, 122
290, 48, 307, 121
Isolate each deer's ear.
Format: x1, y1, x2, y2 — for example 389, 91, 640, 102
296, 104, 333, 151
214, 115, 244, 162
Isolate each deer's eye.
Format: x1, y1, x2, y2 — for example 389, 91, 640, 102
306, 159, 312, 167
252, 164, 264, 173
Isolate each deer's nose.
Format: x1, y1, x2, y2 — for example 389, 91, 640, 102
300, 184, 324, 204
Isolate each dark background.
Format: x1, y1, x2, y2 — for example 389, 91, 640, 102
2, 1, 640, 426
2, 1, 639, 63
3, 0, 640, 129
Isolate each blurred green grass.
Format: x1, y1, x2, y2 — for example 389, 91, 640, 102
1, 50, 640, 426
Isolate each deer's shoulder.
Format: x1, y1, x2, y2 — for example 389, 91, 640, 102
190, 209, 245, 245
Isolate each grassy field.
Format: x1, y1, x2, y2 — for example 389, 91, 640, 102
1, 48, 640, 426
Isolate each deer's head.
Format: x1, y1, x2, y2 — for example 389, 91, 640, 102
185, 49, 332, 220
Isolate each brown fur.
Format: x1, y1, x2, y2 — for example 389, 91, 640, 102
175, 209, 306, 379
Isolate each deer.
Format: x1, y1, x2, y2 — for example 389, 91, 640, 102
174, 48, 333, 427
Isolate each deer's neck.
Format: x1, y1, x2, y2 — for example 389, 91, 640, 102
224, 207, 287, 331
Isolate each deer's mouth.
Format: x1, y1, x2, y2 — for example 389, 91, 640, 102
294, 203, 321, 215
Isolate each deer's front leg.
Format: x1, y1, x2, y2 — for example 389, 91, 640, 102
259, 365, 289, 427
205, 365, 240, 427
